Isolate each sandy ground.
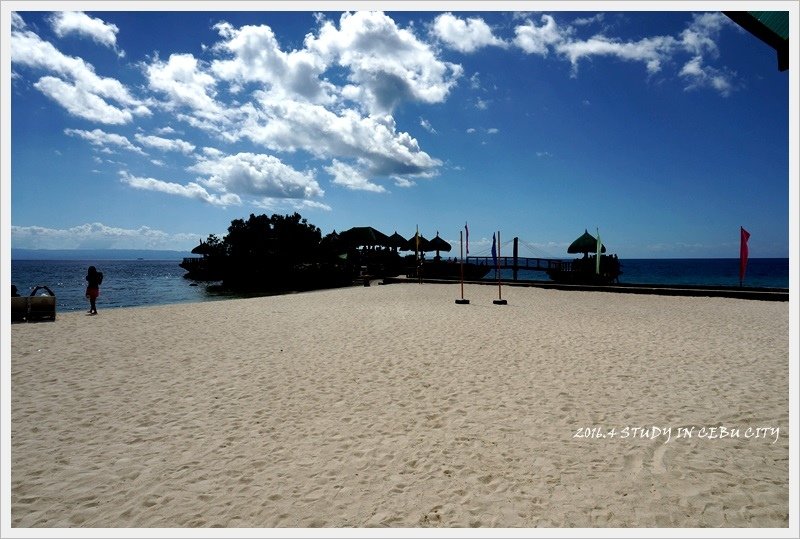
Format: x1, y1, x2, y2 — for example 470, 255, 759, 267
9, 283, 789, 528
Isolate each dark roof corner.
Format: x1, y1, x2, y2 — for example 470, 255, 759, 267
724, 11, 789, 72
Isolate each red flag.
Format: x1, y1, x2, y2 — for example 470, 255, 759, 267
739, 227, 750, 285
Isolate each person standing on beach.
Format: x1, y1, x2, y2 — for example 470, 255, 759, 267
85, 266, 103, 315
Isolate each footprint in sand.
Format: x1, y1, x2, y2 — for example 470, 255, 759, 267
652, 444, 668, 475
623, 452, 643, 476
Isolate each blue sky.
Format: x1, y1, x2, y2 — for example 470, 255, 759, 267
5, 5, 793, 258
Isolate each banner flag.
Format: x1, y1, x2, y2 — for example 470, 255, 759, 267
740, 226, 750, 285
465, 222, 469, 255
491, 232, 497, 268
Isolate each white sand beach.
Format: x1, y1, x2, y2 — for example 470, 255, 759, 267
9, 283, 789, 528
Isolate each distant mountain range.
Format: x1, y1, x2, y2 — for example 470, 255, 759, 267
11, 249, 192, 260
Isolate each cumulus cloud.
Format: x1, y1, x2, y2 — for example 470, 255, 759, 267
239, 96, 441, 178
145, 53, 220, 112
11, 222, 199, 250
49, 11, 125, 57
188, 152, 324, 200
134, 134, 196, 154
514, 14, 566, 56
11, 19, 148, 123
325, 159, 386, 193
65, 128, 147, 155
211, 21, 334, 104
306, 11, 463, 114
432, 13, 506, 53
35, 76, 135, 124
119, 171, 241, 207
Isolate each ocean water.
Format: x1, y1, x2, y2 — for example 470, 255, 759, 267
10, 257, 790, 313
10, 259, 226, 314
486, 258, 789, 289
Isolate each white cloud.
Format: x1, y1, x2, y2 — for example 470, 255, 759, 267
11, 222, 200, 250
573, 14, 605, 27
432, 13, 506, 53
325, 160, 386, 193
134, 134, 196, 154
514, 14, 565, 56
49, 11, 124, 57
11, 21, 148, 123
119, 171, 241, 207
145, 53, 223, 115
211, 22, 334, 105
239, 96, 441, 178
512, 12, 737, 95
188, 152, 324, 200
679, 55, 735, 96
65, 128, 147, 155
11, 12, 26, 29
679, 12, 729, 57
419, 117, 437, 134
556, 34, 675, 75
487, 127, 499, 134
35, 76, 134, 124
469, 72, 482, 90
306, 11, 463, 114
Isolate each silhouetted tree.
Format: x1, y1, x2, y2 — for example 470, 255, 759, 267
220, 213, 324, 289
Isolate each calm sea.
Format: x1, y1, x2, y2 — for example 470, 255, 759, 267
11, 259, 227, 313
488, 258, 789, 289
10, 257, 790, 313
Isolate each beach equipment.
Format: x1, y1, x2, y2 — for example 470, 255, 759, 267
568, 229, 606, 255
27, 285, 56, 322
11, 294, 28, 322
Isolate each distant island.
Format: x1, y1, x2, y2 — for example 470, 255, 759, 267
11, 249, 192, 261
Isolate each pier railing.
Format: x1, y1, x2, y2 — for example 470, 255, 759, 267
465, 256, 564, 272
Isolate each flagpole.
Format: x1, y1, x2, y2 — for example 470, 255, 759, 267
498, 230, 502, 299
493, 229, 507, 305
415, 224, 421, 284
456, 230, 469, 304
460, 230, 465, 299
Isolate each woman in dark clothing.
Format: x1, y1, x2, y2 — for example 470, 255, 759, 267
85, 266, 102, 315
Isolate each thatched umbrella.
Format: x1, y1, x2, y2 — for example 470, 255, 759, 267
428, 233, 452, 258
339, 226, 390, 248
387, 232, 408, 251
191, 241, 212, 256
405, 234, 432, 252
567, 229, 605, 256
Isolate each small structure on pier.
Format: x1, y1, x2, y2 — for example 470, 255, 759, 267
546, 230, 621, 284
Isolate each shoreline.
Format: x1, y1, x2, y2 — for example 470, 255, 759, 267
10, 283, 789, 527
385, 277, 790, 301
